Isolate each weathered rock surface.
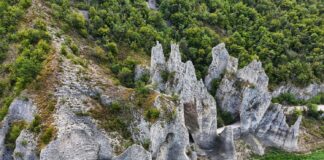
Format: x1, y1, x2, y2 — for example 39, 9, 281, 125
272, 83, 324, 100
150, 42, 217, 150
205, 43, 238, 90
255, 104, 302, 152
40, 59, 114, 160
150, 96, 190, 160
213, 127, 236, 160
13, 130, 38, 160
134, 65, 150, 82
113, 144, 151, 160
0, 99, 37, 160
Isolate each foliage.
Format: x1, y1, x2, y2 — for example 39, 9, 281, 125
145, 108, 160, 122
49, 0, 324, 87
5, 121, 26, 150
252, 148, 324, 160
29, 115, 41, 133
217, 107, 235, 127
40, 126, 54, 145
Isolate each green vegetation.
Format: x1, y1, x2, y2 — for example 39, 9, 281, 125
144, 108, 160, 122
252, 148, 324, 160
90, 101, 133, 139
47, 0, 323, 87
5, 121, 26, 150
217, 107, 235, 127
272, 92, 324, 106
29, 115, 42, 133
40, 126, 55, 145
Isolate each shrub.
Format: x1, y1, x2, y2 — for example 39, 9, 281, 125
210, 78, 222, 96
110, 102, 121, 113
70, 43, 79, 54
40, 126, 54, 145
29, 115, 41, 133
307, 104, 319, 119
5, 121, 26, 149
145, 108, 160, 122
60, 45, 68, 55
118, 67, 134, 88
272, 93, 304, 105
135, 81, 150, 96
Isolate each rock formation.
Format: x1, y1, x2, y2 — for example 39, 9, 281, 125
0, 99, 37, 160
205, 43, 238, 90
113, 144, 151, 160
272, 83, 324, 100
255, 104, 302, 152
150, 42, 217, 150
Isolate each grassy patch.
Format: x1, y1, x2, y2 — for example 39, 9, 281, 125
252, 148, 324, 160
5, 121, 26, 150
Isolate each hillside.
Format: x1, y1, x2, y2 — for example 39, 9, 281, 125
0, 0, 323, 160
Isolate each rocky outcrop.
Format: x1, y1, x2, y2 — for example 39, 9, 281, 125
214, 127, 236, 160
255, 104, 302, 152
13, 130, 37, 160
272, 83, 324, 100
134, 65, 150, 82
205, 43, 238, 90
150, 42, 217, 150
40, 59, 114, 160
0, 99, 37, 160
113, 144, 151, 160
213, 44, 302, 154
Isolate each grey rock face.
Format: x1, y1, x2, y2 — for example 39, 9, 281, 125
113, 144, 151, 160
0, 99, 37, 159
13, 130, 38, 160
150, 42, 217, 150
242, 134, 264, 155
272, 83, 324, 100
150, 96, 190, 160
205, 43, 238, 90
150, 41, 166, 91
240, 87, 271, 134
134, 65, 150, 82
214, 127, 236, 160
255, 104, 302, 152
40, 59, 113, 160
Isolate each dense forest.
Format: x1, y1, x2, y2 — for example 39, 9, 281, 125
44, 0, 324, 88
1, 0, 323, 91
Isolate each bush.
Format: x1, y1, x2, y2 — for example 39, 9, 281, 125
5, 121, 26, 149
272, 93, 304, 105
210, 78, 222, 96
40, 126, 54, 145
307, 104, 319, 119
60, 45, 68, 55
118, 67, 134, 88
145, 108, 160, 122
29, 115, 41, 133
70, 43, 78, 54
110, 102, 121, 113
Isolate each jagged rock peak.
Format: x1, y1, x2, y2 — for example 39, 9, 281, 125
237, 60, 268, 90
255, 104, 302, 152
205, 43, 238, 90
151, 41, 165, 67
149, 42, 217, 150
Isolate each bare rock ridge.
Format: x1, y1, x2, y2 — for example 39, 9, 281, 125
150, 42, 217, 150
0, 41, 306, 160
272, 83, 324, 100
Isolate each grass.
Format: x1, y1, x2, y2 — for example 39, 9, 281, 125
252, 148, 324, 160
5, 121, 26, 150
